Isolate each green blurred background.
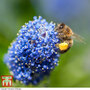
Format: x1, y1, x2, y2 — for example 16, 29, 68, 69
0, 0, 90, 87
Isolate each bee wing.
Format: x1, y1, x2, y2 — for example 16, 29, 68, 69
72, 33, 86, 44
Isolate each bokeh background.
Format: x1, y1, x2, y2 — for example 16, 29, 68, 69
0, 0, 90, 87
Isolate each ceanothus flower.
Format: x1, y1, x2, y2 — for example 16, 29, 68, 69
4, 16, 60, 85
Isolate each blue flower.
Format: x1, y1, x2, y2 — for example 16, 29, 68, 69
4, 16, 60, 85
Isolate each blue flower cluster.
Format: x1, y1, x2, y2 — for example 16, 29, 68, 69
4, 16, 60, 85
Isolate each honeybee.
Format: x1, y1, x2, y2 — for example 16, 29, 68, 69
55, 23, 84, 53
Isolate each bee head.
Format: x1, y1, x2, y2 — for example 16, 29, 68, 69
56, 23, 73, 38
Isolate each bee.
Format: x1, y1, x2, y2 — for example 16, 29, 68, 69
55, 23, 84, 53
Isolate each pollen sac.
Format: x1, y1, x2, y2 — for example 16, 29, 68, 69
4, 16, 60, 85
58, 42, 68, 51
